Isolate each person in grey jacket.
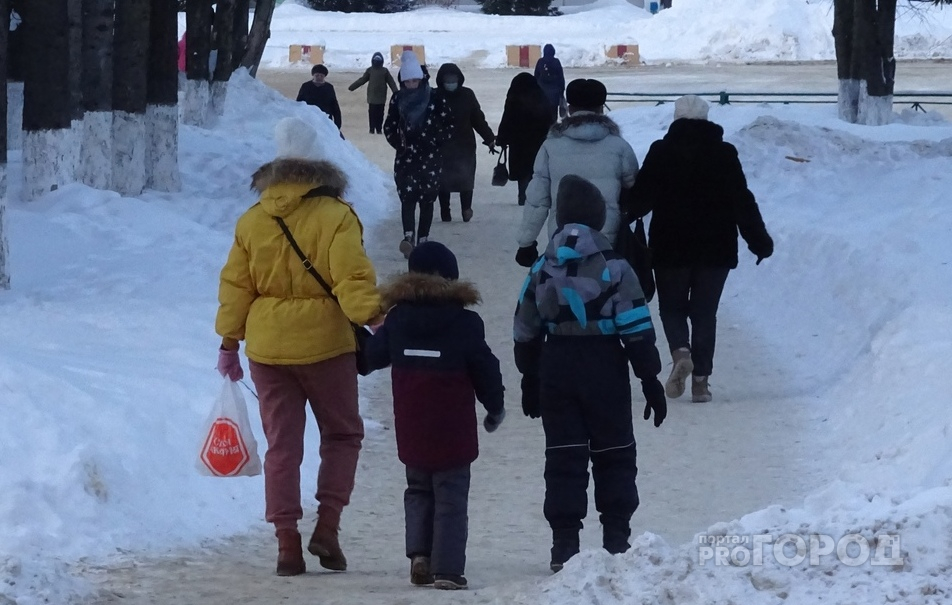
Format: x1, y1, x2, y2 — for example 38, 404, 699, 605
515, 79, 639, 267
348, 52, 398, 134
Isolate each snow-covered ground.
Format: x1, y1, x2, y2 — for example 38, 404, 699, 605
3, 2, 952, 604
233, 0, 952, 69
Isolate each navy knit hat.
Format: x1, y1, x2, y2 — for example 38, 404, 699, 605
408, 241, 459, 280
372, 52, 384, 66
565, 78, 607, 110
556, 174, 606, 230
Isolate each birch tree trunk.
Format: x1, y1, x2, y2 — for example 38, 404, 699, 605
183, 0, 213, 126
80, 0, 114, 189
146, 0, 182, 191
240, 0, 275, 78
209, 0, 236, 121
112, 0, 150, 195
1, 0, 10, 289
21, 0, 76, 200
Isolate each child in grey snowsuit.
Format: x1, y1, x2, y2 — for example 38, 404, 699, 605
364, 241, 505, 590
513, 174, 667, 572
348, 51, 398, 134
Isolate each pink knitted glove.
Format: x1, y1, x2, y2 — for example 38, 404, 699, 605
217, 347, 243, 382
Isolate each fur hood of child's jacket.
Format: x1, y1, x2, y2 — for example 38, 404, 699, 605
364, 273, 504, 472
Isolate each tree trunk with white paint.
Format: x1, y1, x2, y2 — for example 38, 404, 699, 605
112, 0, 150, 195
183, 0, 213, 126
834, 0, 897, 125
1, 0, 10, 289
146, 0, 181, 191
208, 0, 236, 121
232, 0, 250, 70
833, 0, 858, 122
21, 0, 74, 200
80, 0, 115, 189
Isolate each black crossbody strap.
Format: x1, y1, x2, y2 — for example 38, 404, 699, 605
274, 217, 339, 304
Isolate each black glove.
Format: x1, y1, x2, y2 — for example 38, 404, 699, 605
520, 373, 541, 419
752, 236, 774, 265
483, 409, 506, 432
642, 378, 667, 427
515, 243, 538, 268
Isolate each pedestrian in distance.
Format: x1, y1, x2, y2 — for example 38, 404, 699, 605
515, 78, 639, 269
625, 95, 773, 403
513, 174, 667, 573
384, 51, 455, 259
363, 241, 506, 591
434, 63, 496, 223
534, 43, 566, 123
215, 120, 385, 577
348, 51, 398, 134
495, 72, 555, 206
296, 64, 343, 131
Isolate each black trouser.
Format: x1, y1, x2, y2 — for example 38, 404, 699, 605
517, 176, 531, 206
438, 190, 473, 217
400, 194, 435, 240
368, 103, 385, 133
539, 337, 639, 533
654, 266, 730, 377
405, 465, 471, 576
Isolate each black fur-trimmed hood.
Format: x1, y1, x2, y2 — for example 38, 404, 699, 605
550, 112, 620, 141
380, 273, 481, 308
250, 158, 348, 197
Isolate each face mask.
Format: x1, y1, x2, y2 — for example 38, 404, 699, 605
443, 82, 458, 92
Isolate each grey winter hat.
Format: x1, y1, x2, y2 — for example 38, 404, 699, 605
372, 51, 384, 65
674, 95, 709, 120
556, 174, 606, 230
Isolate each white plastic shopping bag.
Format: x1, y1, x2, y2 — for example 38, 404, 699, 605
196, 379, 262, 477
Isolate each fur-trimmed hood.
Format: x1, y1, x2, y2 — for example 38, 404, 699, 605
250, 158, 349, 218
550, 112, 620, 141
251, 158, 348, 196
380, 273, 481, 308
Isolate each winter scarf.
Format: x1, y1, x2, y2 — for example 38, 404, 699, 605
397, 81, 432, 132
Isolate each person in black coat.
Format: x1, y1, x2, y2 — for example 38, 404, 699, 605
296, 64, 342, 130
384, 52, 455, 259
363, 241, 505, 590
534, 44, 566, 123
626, 95, 773, 404
434, 63, 496, 223
496, 72, 555, 206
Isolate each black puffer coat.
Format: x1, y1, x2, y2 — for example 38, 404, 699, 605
627, 118, 773, 269
434, 63, 495, 192
496, 72, 554, 181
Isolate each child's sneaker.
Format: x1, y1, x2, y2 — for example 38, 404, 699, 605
691, 375, 712, 403
409, 555, 434, 586
399, 237, 414, 259
665, 347, 694, 398
549, 530, 580, 572
433, 574, 468, 590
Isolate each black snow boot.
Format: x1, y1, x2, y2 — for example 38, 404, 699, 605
549, 529, 580, 572
603, 524, 631, 555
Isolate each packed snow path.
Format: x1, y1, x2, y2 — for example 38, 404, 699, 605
82, 64, 931, 603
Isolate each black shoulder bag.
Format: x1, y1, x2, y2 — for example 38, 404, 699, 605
274, 215, 372, 376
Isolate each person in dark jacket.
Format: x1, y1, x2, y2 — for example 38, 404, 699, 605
384, 52, 455, 259
348, 52, 398, 134
434, 63, 495, 223
364, 241, 505, 591
296, 64, 342, 130
534, 44, 566, 123
626, 95, 773, 403
513, 174, 667, 573
496, 72, 555, 206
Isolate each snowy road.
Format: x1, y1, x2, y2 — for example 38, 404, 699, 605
82, 62, 945, 604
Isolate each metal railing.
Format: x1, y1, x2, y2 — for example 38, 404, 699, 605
605, 91, 952, 112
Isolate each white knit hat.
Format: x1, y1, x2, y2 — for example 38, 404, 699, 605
399, 50, 424, 82
275, 117, 317, 158
673, 95, 710, 120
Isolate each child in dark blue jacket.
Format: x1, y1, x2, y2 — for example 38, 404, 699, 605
364, 241, 505, 590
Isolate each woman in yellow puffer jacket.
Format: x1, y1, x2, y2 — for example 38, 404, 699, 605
215, 157, 383, 577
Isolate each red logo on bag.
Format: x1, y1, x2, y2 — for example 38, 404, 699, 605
200, 418, 251, 476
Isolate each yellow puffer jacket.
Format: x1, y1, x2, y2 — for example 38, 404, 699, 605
216, 158, 382, 365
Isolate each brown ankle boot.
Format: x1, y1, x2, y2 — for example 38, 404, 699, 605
275, 529, 306, 576
308, 506, 347, 571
